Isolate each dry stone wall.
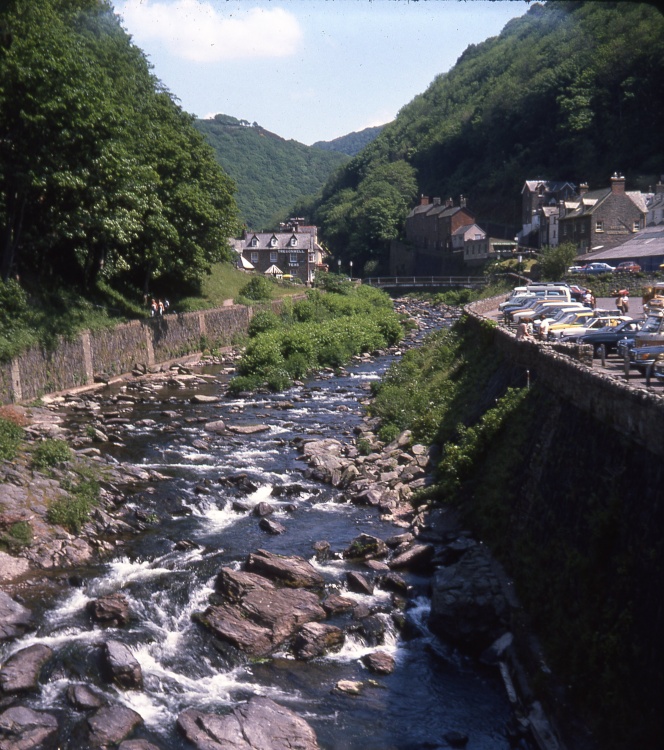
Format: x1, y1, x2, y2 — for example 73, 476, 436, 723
3, 299, 293, 405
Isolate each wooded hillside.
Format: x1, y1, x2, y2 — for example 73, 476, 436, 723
312, 126, 384, 157
195, 115, 348, 231
0, 0, 238, 299
302, 1, 664, 274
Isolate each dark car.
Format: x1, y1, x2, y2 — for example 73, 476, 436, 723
578, 319, 643, 356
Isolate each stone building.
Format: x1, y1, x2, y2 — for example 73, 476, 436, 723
230, 222, 327, 284
559, 174, 648, 254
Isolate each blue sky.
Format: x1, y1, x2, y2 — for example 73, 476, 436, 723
115, 0, 531, 145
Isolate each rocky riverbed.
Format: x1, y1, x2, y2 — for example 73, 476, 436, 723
0, 299, 559, 750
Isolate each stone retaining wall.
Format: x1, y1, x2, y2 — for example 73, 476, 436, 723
466, 296, 664, 457
3, 299, 295, 405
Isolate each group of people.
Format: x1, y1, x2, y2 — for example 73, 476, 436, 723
150, 298, 169, 317
615, 290, 630, 314
582, 289, 596, 309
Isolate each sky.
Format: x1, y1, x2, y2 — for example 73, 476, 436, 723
114, 0, 531, 146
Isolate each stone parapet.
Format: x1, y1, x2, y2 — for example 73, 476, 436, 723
1, 298, 297, 405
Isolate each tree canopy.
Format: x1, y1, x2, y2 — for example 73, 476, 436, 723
301, 1, 664, 272
0, 0, 239, 297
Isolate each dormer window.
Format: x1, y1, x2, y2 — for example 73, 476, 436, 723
270, 237, 278, 248
289, 236, 298, 247
250, 237, 259, 248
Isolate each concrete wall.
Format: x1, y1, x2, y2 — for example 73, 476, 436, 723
466, 296, 664, 457
3, 299, 292, 405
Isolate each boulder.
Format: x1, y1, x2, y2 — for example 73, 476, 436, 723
0, 644, 53, 693
87, 705, 143, 747
194, 604, 273, 657
102, 640, 143, 689
346, 571, 373, 596
204, 420, 226, 433
355, 614, 387, 646
119, 741, 162, 750
311, 540, 330, 561
343, 534, 388, 560
86, 593, 130, 626
245, 549, 324, 589
0, 706, 58, 749
0, 552, 30, 583
292, 622, 344, 660
388, 543, 435, 571
66, 683, 106, 710
259, 517, 286, 535
0, 592, 32, 641
428, 545, 510, 654
177, 696, 319, 750
252, 502, 274, 517
361, 650, 395, 675
214, 568, 275, 603
226, 424, 270, 434
333, 680, 362, 695
321, 595, 355, 616
239, 587, 326, 645
191, 394, 220, 404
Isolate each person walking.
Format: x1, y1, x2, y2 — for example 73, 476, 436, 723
150, 299, 157, 317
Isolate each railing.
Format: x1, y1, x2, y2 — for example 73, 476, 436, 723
363, 276, 486, 289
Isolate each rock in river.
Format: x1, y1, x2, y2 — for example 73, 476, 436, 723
0, 592, 32, 641
177, 696, 319, 750
102, 640, 143, 690
245, 549, 324, 589
0, 644, 53, 694
0, 706, 58, 749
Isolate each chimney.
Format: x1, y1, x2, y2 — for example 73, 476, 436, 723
432, 197, 441, 206
656, 178, 664, 195
459, 195, 466, 208
420, 195, 430, 206
579, 183, 588, 197
611, 172, 626, 195
445, 197, 454, 208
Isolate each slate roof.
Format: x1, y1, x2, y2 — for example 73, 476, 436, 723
563, 188, 647, 218
236, 231, 312, 252
576, 226, 664, 261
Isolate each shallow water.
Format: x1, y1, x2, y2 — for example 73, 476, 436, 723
1, 311, 525, 749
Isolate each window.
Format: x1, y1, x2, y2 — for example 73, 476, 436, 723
596, 220, 604, 232
290, 253, 298, 263
580, 223, 585, 235
251, 252, 258, 262
270, 251, 278, 262
270, 237, 278, 248
633, 220, 640, 232
290, 236, 298, 247
250, 237, 258, 248
308, 253, 314, 262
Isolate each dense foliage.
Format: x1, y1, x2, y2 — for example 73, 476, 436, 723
229, 283, 403, 393
0, 0, 238, 299
302, 1, 664, 271
195, 115, 348, 230
312, 125, 384, 156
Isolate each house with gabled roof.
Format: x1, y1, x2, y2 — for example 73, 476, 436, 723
558, 174, 647, 255
519, 179, 577, 248
229, 221, 327, 284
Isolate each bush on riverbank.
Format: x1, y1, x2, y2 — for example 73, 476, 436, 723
229, 284, 403, 393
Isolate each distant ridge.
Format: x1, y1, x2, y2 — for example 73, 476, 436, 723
312, 125, 385, 156
195, 114, 348, 230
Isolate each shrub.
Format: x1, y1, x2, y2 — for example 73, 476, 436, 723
0, 417, 23, 461
47, 477, 99, 533
238, 276, 273, 301
32, 439, 72, 470
0, 521, 32, 552
248, 309, 280, 337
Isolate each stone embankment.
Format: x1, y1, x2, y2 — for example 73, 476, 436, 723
0, 298, 560, 750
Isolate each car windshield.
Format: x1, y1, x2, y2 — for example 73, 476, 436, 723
556, 311, 579, 323
640, 315, 664, 333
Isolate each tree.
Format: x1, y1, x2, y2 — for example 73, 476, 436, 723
537, 242, 577, 280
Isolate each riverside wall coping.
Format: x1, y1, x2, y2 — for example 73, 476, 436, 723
466, 295, 664, 457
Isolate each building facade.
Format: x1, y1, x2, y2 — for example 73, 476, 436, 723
230, 223, 327, 284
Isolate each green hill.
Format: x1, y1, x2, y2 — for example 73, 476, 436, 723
195, 115, 349, 230
312, 125, 385, 156
302, 1, 664, 274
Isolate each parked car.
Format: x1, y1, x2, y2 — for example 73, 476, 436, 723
558, 316, 631, 343
569, 284, 589, 302
614, 261, 641, 273
652, 354, 664, 381
567, 265, 585, 273
582, 262, 616, 274
628, 343, 664, 374
643, 282, 664, 315
578, 319, 643, 356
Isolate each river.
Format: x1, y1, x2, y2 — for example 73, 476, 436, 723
1, 301, 528, 750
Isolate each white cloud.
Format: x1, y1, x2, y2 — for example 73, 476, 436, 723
117, 0, 302, 63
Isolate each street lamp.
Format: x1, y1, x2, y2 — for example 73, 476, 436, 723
349, 260, 353, 279
518, 254, 523, 276
337, 259, 341, 275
